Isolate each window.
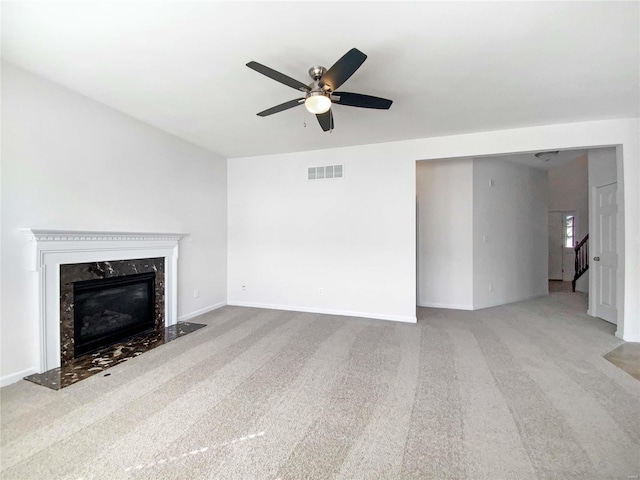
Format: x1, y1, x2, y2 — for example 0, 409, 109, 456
565, 215, 575, 248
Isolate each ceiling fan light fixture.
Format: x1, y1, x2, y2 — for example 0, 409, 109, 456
305, 91, 331, 114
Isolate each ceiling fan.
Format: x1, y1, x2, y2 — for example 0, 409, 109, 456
246, 48, 393, 132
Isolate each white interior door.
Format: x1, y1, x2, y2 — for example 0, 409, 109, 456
594, 183, 617, 324
548, 212, 563, 280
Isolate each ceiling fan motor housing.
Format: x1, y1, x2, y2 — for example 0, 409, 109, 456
308, 66, 327, 81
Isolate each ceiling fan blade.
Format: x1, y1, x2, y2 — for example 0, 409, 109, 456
316, 110, 334, 132
320, 48, 367, 92
246, 61, 310, 92
332, 92, 393, 109
257, 98, 304, 117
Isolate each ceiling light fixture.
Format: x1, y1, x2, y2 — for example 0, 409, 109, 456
534, 150, 560, 161
305, 90, 331, 114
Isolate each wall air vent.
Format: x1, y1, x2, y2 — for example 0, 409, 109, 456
308, 165, 344, 181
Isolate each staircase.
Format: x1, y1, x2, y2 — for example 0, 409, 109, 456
572, 234, 589, 292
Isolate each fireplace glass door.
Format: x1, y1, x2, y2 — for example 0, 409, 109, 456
73, 272, 156, 357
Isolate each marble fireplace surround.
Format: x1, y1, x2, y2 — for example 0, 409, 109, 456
24, 229, 185, 373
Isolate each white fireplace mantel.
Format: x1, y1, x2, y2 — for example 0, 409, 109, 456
22, 229, 185, 372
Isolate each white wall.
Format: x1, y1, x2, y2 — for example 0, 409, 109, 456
417, 157, 547, 311
548, 154, 589, 290
473, 158, 548, 308
227, 149, 417, 323
549, 154, 589, 238
588, 148, 617, 187
1, 63, 228, 384
228, 117, 638, 342
416, 159, 473, 309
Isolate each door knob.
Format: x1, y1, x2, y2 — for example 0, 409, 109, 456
594, 256, 600, 261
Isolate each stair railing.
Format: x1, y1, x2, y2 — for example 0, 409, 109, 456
572, 234, 589, 292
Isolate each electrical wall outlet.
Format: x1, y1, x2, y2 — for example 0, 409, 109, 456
194, 289, 200, 298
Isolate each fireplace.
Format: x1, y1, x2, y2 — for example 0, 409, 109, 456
73, 272, 156, 357
60, 257, 165, 364
23, 229, 184, 373
21, 230, 212, 389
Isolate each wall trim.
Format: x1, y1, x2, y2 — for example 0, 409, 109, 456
22, 229, 184, 243
228, 301, 417, 323
0, 367, 38, 388
417, 302, 474, 310
472, 293, 548, 310
178, 302, 227, 322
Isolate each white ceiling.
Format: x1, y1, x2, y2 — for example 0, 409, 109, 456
2, 1, 638, 159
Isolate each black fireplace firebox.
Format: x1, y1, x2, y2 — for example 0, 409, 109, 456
73, 272, 156, 357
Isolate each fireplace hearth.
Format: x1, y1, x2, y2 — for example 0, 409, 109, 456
24, 321, 205, 389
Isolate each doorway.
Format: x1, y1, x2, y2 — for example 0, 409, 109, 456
547, 151, 590, 298
414, 145, 625, 338
548, 211, 578, 282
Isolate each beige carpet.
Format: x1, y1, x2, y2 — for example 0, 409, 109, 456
1, 292, 639, 479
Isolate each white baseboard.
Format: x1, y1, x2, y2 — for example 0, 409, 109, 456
1, 367, 38, 388
620, 331, 640, 342
227, 301, 417, 323
417, 302, 474, 310
472, 293, 547, 310
178, 302, 226, 322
